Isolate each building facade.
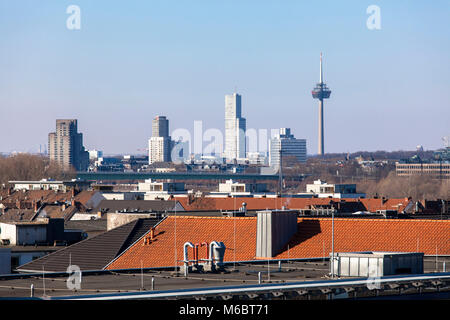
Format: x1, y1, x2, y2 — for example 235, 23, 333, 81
304, 179, 366, 198
224, 93, 246, 161
396, 162, 450, 179
48, 119, 89, 171
269, 128, 306, 167
149, 116, 172, 164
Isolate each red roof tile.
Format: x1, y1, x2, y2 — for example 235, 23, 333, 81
106, 216, 450, 270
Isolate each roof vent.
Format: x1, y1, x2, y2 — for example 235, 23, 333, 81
256, 210, 297, 258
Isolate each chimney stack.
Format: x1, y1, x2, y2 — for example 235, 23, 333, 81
150, 227, 155, 240
34, 200, 40, 212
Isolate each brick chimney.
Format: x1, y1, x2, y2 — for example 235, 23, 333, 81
150, 227, 155, 240
34, 200, 40, 212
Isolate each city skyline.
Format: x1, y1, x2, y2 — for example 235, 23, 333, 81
1, 1, 449, 155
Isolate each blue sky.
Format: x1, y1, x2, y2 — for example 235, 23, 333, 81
0, 0, 449, 155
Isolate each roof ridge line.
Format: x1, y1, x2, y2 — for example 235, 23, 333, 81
111, 219, 141, 264
166, 215, 255, 220
104, 216, 168, 270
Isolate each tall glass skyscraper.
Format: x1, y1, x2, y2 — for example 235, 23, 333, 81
224, 93, 246, 161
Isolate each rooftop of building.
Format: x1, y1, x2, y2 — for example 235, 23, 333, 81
105, 216, 450, 270
16, 218, 161, 273
93, 199, 183, 214
175, 196, 413, 213
2, 257, 450, 299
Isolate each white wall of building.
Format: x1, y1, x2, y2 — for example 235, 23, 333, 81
0, 223, 17, 245
0, 223, 47, 245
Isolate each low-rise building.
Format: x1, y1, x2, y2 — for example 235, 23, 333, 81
9, 179, 92, 192
208, 179, 269, 197
396, 162, 450, 179
304, 180, 366, 199
93, 199, 185, 217
138, 179, 190, 200
0, 218, 85, 246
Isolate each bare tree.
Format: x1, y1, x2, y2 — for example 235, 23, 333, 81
0, 154, 75, 187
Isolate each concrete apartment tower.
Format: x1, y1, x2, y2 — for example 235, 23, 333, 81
149, 116, 172, 164
48, 119, 89, 171
224, 93, 246, 161
311, 53, 331, 156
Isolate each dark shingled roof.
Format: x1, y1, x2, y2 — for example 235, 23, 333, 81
16, 218, 162, 273
64, 219, 108, 239
93, 200, 182, 214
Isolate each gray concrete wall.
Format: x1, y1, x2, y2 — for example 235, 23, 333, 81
256, 210, 297, 258
107, 213, 155, 231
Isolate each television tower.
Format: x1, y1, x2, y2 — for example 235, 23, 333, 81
311, 53, 331, 156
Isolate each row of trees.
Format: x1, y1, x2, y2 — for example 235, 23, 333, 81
0, 154, 75, 187
281, 156, 448, 200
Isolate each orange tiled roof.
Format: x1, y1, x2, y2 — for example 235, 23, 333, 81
106, 216, 257, 269
106, 216, 450, 270
275, 218, 449, 259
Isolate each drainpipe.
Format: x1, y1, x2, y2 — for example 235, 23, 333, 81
193, 243, 199, 265
199, 242, 208, 263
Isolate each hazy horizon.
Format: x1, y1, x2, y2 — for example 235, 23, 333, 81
1, 1, 449, 155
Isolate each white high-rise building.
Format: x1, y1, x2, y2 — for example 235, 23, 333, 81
149, 116, 172, 164
269, 128, 307, 167
224, 93, 246, 161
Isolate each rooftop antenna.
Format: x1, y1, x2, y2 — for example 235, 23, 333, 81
320, 52, 323, 83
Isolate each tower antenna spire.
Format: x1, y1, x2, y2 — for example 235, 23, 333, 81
320, 52, 323, 83
312, 52, 331, 156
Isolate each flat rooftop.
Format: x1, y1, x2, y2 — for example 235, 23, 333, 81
1, 257, 449, 299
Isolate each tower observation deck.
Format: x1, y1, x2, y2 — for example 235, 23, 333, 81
311, 53, 331, 156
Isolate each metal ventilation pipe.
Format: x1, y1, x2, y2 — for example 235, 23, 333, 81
183, 242, 194, 276
209, 241, 226, 267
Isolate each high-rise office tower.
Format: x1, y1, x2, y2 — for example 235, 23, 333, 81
311, 53, 331, 156
152, 115, 169, 138
224, 93, 246, 161
269, 128, 307, 167
48, 119, 89, 171
149, 116, 172, 164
